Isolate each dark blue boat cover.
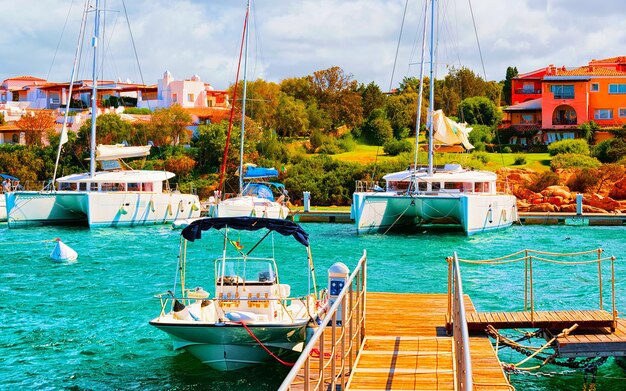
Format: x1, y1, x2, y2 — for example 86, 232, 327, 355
0, 173, 19, 181
181, 217, 309, 247
243, 166, 279, 179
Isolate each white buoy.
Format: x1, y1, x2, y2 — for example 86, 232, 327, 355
50, 239, 78, 263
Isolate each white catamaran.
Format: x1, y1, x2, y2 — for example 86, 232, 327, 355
351, 0, 517, 235
150, 217, 327, 371
5, 0, 200, 228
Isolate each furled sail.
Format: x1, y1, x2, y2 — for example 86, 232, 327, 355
96, 144, 151, 160
432, 110, 474, 150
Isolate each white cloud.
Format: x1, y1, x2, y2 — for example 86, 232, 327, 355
1, 0, 625, 91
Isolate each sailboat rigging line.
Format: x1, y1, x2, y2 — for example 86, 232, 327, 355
121, 0, 150, 111
245, 229, 272, 256
427, 0, 436, 176
389, 0, 409, 92
52, 0, 90, 188
88, 0, 102, 178
218, 2, 249, 196
47, 0, 76, 81
410, 0, 429, 191
238, 0, 251, 196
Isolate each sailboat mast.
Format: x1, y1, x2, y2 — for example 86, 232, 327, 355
89, 0, 101, 179
411, 0, 429, 188
427, 0, 436, 176
238, 0, 250, 195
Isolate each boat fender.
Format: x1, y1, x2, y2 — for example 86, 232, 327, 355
188, 287, 209, 299
179, 200, 184, 212
173, 300, 189, 320
191, 203, 199, 211
167, 203, 173, 216
225, 311, 256, 323
119, 205, 128, 215
149, 199, 155, 212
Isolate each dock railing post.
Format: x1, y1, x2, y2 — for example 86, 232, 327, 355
612, 255, 616, 330
447, 256, 453, 333
524, 250, 528, 311
598, 248, 603, 310
529, 256, 534, 324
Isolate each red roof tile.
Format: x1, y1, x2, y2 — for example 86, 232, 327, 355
554, 66, 626, 77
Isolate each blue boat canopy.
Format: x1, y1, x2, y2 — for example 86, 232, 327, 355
0, 173, 19, 181
182, 217, 309, 247
243, 183, 275, 201
243, 166, 279, 179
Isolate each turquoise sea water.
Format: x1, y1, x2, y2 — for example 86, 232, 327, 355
2, 222, 626, 390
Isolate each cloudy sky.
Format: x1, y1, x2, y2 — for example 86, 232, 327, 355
1, 0, 625, 91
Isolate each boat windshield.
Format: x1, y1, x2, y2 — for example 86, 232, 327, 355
216, 258, 278, 285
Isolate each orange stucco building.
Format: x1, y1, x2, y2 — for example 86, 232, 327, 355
504, 56, 626, 144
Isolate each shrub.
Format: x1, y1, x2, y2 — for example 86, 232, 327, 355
309, 130, 326, 151
502, 146, 512, 153
527, 170, 560, 193
383, 139, 413, 156
473, 141, 486, 152
317, 142, 342, 155
468, 124, 495, 145
337, 134, 357, 152
123, 107, 151, 115
593, 138, 626, 163
547, 139, 590, 156
550, 153, 601, 170
472, 151, 489, 164
513, 155, 527, 165
567, 169, 600, 193
579, 121, 600, 143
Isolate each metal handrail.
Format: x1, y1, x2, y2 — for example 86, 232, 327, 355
278, 250, 367, 391
449, 252, 473, 391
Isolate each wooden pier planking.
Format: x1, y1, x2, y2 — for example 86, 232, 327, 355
465, 310, 615, 332
554, 319, 626, 358
346, 292, 512, 390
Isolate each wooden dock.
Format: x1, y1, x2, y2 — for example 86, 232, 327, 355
465, 309, 616, 332
346, 292, 512, 390
552, 318, 626, 358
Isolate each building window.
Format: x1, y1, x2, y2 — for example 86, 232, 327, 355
521, 114, 533, 124
594, 109, 613, 120
608, 84, 626, 94
172, 93, 178, 103
187, 93, 194, 102
550, 85, 575, 99
522, 83, 535, 93
619, 108, 626, 118
590, 83, 599, 92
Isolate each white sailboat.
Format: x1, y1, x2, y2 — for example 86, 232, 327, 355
5, 0, 200, 228
212, 0, 289, 219
150, 216, 327, 371
351, 0, 517, 235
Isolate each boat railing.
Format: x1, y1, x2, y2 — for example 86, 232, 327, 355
355, 180, 382, 192
278, 250, 367, 391
446, 252, 473, 391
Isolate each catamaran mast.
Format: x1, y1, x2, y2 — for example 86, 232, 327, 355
238, 0, 250, 195
427, 0, 436, 176
411, 0, 429, 190
89, 0, 101, 179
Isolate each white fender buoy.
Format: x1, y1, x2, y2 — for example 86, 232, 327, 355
50, 239, 78, 263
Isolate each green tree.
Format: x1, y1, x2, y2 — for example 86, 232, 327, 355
385, 92, 419, 139
458, 96, 501, 126
149, 104, 192, 145
593, 138, 626, 163
280, 76, 314, 104
359, 81, 386, 119
502, 66, 518, 105
232, 79, 281, 130
274, 93, 309, 137
308, 66, 363, 129
362, 108, 393, 145
194, 121, 228, 173
16, 111, 57, 146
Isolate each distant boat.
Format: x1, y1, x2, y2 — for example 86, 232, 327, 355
5, 0, 200, 228
150, 216, 328, 371
212, 0, 289, 220
0, 173, 20, 222
351, 1, 517, 235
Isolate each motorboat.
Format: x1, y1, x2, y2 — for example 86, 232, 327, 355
150, 216, 327, 371
0, 173, 19, 221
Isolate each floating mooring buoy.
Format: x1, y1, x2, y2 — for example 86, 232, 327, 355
50, 238, 78, 263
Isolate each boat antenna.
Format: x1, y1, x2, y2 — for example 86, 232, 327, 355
427, 0, 436, 176
410, 0, 429, 189
89, 0, 102, 179
238, 0, 251, 196
218, 1, 249, 198
52, 0, 90, 189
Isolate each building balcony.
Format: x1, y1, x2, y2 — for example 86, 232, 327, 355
514, 88, 541, 94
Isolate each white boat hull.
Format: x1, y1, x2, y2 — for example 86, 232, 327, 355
150, 321, 307, 371
213, 196, 289, 219
352, 191, 517, 235
0, 195, 7, 221
5, 190, 200, 228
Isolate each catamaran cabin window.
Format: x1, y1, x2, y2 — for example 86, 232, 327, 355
78, 183, 87, 191
60, 182, 77, 191
474, 182, 489, 193
101, 183, 125, 191
143, 182, 153, 192
388, 181, 409, 191
431, 182, 441, 191
128, 183, 140, 191
417, 181, 428, 192
90, 183, 98, 191
444, 182, 463, 190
